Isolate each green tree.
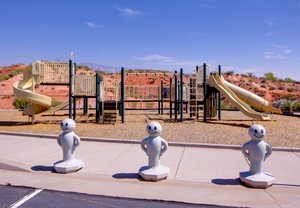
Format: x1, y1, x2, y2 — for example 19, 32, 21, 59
264, 72, 277, 81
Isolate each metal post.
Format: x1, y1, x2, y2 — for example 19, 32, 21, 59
83, 98, 88, 115
174, 71, 178, 122
158, 87, 160, 114
203, 63, 207, 122
96, 73, 100, 123
69, 59, 73, 119
218, 65, 221, 120
169, 78, 172, 118
73, 97, 76, 120
121, 67, 125, 123
161, 81, 164, 115
180, 68, 183, 122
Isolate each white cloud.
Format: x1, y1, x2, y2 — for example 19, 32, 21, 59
136, 54, 200, 68
264, 31, 273, 37
264, 45, 292, 60
85, 22, 103, 29
264, 51, 285, 60
117, 8, 142, 16
272, 44, 287, 49
137, 54, 173, 62
283, 49, 292, 54
264, 19, 274, 27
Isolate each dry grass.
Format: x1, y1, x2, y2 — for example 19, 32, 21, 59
0, 110, 299, 147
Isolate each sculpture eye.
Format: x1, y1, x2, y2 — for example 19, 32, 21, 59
148, 126, 151, 130
261, 130, 264, 134
254, 129, 257, 133
66, 123, 68, 126
154, 126, 157, 130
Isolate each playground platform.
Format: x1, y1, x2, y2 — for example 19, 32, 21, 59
0, 134, 299, 208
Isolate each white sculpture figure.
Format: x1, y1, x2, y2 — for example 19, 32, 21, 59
239, 124, 274, 188
53, 118, 84, 173
139, 121, 169, 181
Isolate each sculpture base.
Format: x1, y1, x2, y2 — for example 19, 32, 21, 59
53, 159, 84, 174
138, 165, 169, 181
239, 171, 274, 188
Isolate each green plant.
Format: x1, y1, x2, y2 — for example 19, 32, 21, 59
284, 77, 295, 83
287, 88, 296, 92
51, 99, 63, 107
280, 101, 293, 113
269, 86, 276, 90
264, 72, 277, 81
292, 101, 300, 112
223, 71, 234, 75
0, 75, 10, 82
145, 102, 154, 109
246, 72, 255, 77
13, 98, 31, 110
130, 102, 138, 108
0, 66, 29, 82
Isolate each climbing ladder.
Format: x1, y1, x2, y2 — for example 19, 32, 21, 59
189, 78, 203, 119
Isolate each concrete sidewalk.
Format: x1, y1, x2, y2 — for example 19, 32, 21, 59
0, 134, 299, 208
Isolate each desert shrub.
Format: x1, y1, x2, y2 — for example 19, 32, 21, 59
246, 72, 255, 77
130, 102, 138, 108
278, 86, 285, 90
281, 95, 296, 100
280, 101, 293, 112
51, 99, 63, 107
274, 99, 300, 113
145, 102, 154, 109
264, 72, 277, 81
0, 66, 28, 82
269, 86, 276, 90
0, 75, 10, 82
13, 98, 31, 110
292, 101, 300, 112
284, 77, 295, 83
287, 88, 296, 92
220, 103, 238, 110
95, 70, 107, 76
224, 71, 234, 75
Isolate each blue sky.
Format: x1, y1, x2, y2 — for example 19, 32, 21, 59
1, 0, 300, 79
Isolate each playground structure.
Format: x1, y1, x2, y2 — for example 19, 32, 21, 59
13, 60, 104, 123
188, 63, 282, 121
114, 64, 281, 123
13, 60, 282, 124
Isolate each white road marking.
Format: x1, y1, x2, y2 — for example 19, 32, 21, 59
9, 188, 43, 208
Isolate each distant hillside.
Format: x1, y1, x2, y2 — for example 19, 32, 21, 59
79, 63, 119, 73
224, 73, 300, 103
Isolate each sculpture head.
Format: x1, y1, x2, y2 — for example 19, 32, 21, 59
248, 124, 266, 140
146, 121, 162, 137
60, 118, 76, 132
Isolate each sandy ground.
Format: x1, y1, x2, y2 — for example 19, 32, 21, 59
0, 110, 299, 147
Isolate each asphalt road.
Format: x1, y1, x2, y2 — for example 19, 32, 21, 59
0, 185, 244, 208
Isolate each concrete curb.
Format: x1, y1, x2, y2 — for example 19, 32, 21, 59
1, 131, 300, 152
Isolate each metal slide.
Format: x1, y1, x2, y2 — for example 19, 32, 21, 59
208, 73, 272, 120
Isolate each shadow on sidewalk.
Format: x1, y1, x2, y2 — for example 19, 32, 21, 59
0, 121, 32, 126
273, 183, 300, 188
31, 165, 54, 172
112, 173, 143, 181
211, 178, 241, 185
206, 121, 250, 128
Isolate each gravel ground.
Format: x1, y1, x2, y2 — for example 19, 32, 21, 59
0, 110, 299, 147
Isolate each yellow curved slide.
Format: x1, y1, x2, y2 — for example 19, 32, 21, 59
13, 70, 52, 116
208, 73, 274, 120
